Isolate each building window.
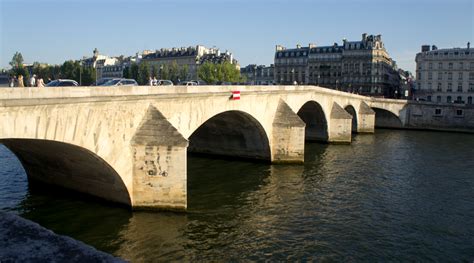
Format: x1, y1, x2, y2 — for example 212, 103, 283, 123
459, 62, 463, 69
469, 72, 474, 80
457, 83, 463, 92
448, 72, 452, 80
447, 83, 452, 92
437, 96, 441, 102
447, 96, 452, 103
458, 72, 463, 80
468, 96, 472, 104
428, 63, 433, 69
427, 95, 432, 102
448, 63, 453, 69
437, 83, 442, 91
470, 83, 474, 91
438, 62, 443, 69
456, 109, 464, 116
435, 108, 442, 115
428, 72, 433, 80
456, 96, 462, 102
470, 62, 474, 69
437, 73, 442, 80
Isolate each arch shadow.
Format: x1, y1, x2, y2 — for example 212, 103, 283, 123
344, 105, 358, 133
372, 108, 403, 128
297, 101, 328, 142
0, 139, 131, 206
188, 111, 271, 161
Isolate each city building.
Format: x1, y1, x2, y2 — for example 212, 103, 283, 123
240, 64, 274, 85
141, 45, 238, 80
274, 33, 400, 97
415, 43, 474, 104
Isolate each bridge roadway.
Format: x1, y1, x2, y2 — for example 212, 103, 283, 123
0, 85, 407, 211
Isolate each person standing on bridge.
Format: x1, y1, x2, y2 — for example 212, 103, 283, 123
37, 76, 45, 87
29, 74, 36, 87
17, 75, 24, 87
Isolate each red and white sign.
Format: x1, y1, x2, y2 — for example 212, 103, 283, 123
231, 91, 240, 100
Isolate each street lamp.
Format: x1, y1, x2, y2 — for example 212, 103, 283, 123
79, 60, 82, 86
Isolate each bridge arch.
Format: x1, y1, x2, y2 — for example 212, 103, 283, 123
371, 107, 403, 128
297, 101, 328, 142
188, 110, 271, 161
0, 139, 132, 206
344, 105, 358, 133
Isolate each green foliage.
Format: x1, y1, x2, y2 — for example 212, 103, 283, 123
130, 63, 139, 82
122, 66, 130, 79
169, 61, 179, 83
160, 64, 169, 80
197, 61, 242, 84
138, 61, 150, 85
151, 65, 158, 78
180, 64, 189, 81
9, 52, 24, 69
81, 66, 96, 86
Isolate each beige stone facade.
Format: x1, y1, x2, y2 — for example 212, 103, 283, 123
274, 34, 400, 97
141, 45, 237, 81
415, 44, 474, 104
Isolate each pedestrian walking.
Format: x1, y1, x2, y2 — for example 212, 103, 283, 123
29, 74, 36, 87
152, 76, 158, 86
37, 77, 45, 87
17, 75, 24, 87
9, 75, 15, 87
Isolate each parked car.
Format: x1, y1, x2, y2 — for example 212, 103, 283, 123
189, 80, 206, 85
157, 80, 174, 86
100, 78, 138, 86
46, 79, 78, 87
95, 77, 114, 86
178, 81, 198, 86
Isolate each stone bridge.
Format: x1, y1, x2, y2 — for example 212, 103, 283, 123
0, 85, 408, 211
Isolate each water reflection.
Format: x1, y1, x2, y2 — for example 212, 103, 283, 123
1, 130, 474, 261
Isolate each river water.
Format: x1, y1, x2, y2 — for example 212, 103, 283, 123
1, 130, 473, 261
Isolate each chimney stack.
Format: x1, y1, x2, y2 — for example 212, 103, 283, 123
468, 42, 471, 49
421, 45, 430, 52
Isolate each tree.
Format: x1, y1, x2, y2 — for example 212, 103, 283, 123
151, 65, 158, 78
138, 61, 150, 85
161, 64, 169, 80
179, 64, 189, 81
9, 52, 24, 69
122, 66, 130, 79
198, 62, 217, 84
81, 66, 96, 86
130, 63, 139, 82
169, 61, 179, 83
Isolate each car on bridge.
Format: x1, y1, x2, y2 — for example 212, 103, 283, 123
178, 81, 198, 86
45, 79, 78, 87
156, 80, 174, 86
100, 78, 138, 86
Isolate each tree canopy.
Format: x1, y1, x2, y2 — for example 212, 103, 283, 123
197, 62, 243, 84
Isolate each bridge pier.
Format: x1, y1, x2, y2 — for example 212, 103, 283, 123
327, 102, 353, 143
357, 102, 375, 133
131, 106, 188, 211
271, 100, 306, 163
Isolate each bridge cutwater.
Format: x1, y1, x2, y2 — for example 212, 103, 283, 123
0, 85, 406, 211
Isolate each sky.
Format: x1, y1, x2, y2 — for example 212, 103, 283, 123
1, 0, 473, 73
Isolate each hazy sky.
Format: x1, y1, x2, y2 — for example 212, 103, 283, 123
1, 0, 473, 73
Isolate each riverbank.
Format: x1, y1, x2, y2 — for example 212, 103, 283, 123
0, 211, 125, 262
